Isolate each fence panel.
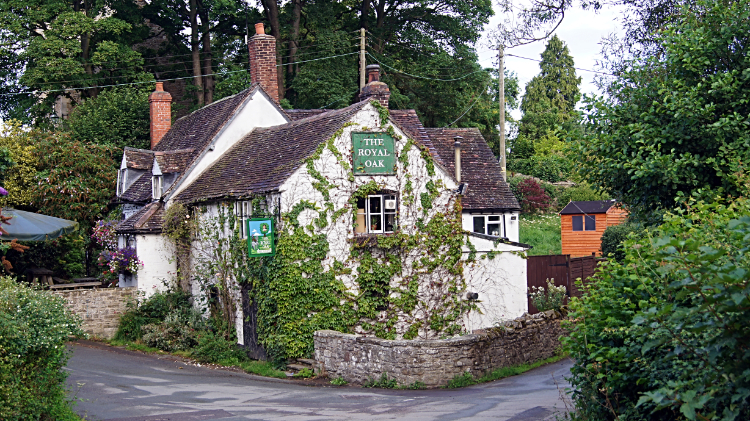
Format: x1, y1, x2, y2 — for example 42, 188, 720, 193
527, 254, 603, 314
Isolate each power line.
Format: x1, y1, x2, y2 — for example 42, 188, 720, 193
442, 79, 493, 128
366, 52, 488, 82
0, 52, 360, 97
505, 53, 614, 76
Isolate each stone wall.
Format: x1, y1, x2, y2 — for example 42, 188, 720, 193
50, 287, 137, 339
314, 310, 566, 387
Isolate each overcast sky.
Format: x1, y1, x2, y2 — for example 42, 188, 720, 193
476, 3, 627, 118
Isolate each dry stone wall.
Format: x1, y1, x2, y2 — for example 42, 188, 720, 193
50, 287, 137, 339
314, 310, 566, 387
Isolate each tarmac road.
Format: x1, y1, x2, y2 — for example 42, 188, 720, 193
65, 340, 573, 421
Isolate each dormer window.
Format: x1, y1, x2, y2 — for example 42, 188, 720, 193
152, 175, 162, 199
117, 168, 127, 196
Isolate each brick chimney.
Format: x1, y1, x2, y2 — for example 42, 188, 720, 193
248, 23, 279, 103
149, 82, 172, 149
358, 64, 390, 108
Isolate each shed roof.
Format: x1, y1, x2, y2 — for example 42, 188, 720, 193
559, 200, 617, 215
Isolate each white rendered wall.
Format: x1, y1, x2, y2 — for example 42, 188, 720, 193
462, 235, 528, 331
120, 234, 177, 297
170, 90, 289, 201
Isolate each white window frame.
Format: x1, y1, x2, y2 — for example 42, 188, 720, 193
152, 175, 162, 200
234, 201, 252, 239
472, 214, 504, 237
118, 169, 127, 196
356, 194, 397, 234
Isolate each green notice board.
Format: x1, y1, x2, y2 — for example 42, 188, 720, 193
247, 218, 275, 257
352, 132, 395, 175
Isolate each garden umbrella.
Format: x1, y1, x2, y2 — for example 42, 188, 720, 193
1, 208, 79, 241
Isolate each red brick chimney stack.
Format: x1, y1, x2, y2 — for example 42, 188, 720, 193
248, 23, 279, 103
358, 64, 390, 108
149, 82, 172, 149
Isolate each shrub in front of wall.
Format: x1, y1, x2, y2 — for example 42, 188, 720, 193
192, 331, 249, 365
0, 276, 84, 420
115, 287, 195, 341
600, 222, 643, 262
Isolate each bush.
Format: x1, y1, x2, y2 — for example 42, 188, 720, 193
600, 222, 643, 261
514, 178, 553, 213
0, 276, 84, 420
191, 331, 248, 364
115, 287, 196, 342
564, 198, 750, 420
528, 278, 566, 311
508, 155, 571, 183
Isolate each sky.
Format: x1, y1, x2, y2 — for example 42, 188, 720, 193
476, 2, 627, 118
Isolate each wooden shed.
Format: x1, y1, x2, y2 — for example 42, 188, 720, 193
560, 200, 628, 257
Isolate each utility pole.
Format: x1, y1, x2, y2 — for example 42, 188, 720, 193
498, 44, 507, 182
360, 28, 366, 90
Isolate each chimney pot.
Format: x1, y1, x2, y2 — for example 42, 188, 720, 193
254, 23, 265, 35
366, 64, 381, 83
155, 81, 164, 91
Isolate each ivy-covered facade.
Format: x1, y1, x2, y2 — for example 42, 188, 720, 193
115, 29, 526, 360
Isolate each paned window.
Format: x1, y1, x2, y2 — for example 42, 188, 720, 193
572, 215, 596, 231
355, 194, 397, 234
152, 175, 162, 200
118, 169, 127, 196
234, 201, 252, 239
472, 215, 503, 236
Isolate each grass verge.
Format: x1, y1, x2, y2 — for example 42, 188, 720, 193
446, 353, 569, 388
520, 213, 561, 255
95, 338, 286, 379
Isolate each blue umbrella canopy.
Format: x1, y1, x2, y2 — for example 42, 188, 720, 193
1, 209, 79, 241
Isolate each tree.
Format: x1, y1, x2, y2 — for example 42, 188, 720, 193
65, 86, 151, 151
0, 0, 152, 122
0, 122, 40, 209
577, 0, 750, 219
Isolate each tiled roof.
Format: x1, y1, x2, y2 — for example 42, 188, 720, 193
155, 148, 194, 173
123, 148, 153, 170
560, 200, 617, 215
119, 171, 153, 203
176, 102, 368, 203
286, 109, 327, 121
116, 202, 164, 233
153, 88, 253, 152
425, 128, 521, 212
389, 110, 446, 169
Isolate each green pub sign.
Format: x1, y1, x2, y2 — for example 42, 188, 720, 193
246, 218, 275, 257
352, 132, 396, 175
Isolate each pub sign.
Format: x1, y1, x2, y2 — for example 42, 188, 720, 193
352, 132, 395, 175
246, 218, 275, 257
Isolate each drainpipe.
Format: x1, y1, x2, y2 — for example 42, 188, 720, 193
454, 136, 462, 183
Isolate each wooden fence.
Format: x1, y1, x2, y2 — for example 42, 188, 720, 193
526, 254, 603, 314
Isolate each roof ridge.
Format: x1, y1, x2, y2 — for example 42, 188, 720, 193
171, 87, 253, 126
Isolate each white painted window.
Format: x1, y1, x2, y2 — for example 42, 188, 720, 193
355, 194, 397, 234
472, 215, 503, 237
118, 169, 127, 196
152, 175, 162, 200
234, 201, 252, 239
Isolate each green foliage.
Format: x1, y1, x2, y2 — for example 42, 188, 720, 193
363, 372, 398, 389
600, 222, 643, 262
519, 214, 561, 256
508, 155, 571, 183
563, 197, 750, 420
293, 367, 315, 378
0, 121, 40, 208
32, 132, 119, 231
191, 331, 249, 365
446, 371, 477, 388
330, 376, 348, 386
0, 276, 84, 420
4, 233, 86, 280
236, 359, 287, 379
577, 0, 750, 219
528, 279, 567, 312
115, 288, 194, 342
66, 86, 151, 150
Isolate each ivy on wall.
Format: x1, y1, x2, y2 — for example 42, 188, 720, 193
178, 102, 499, 361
